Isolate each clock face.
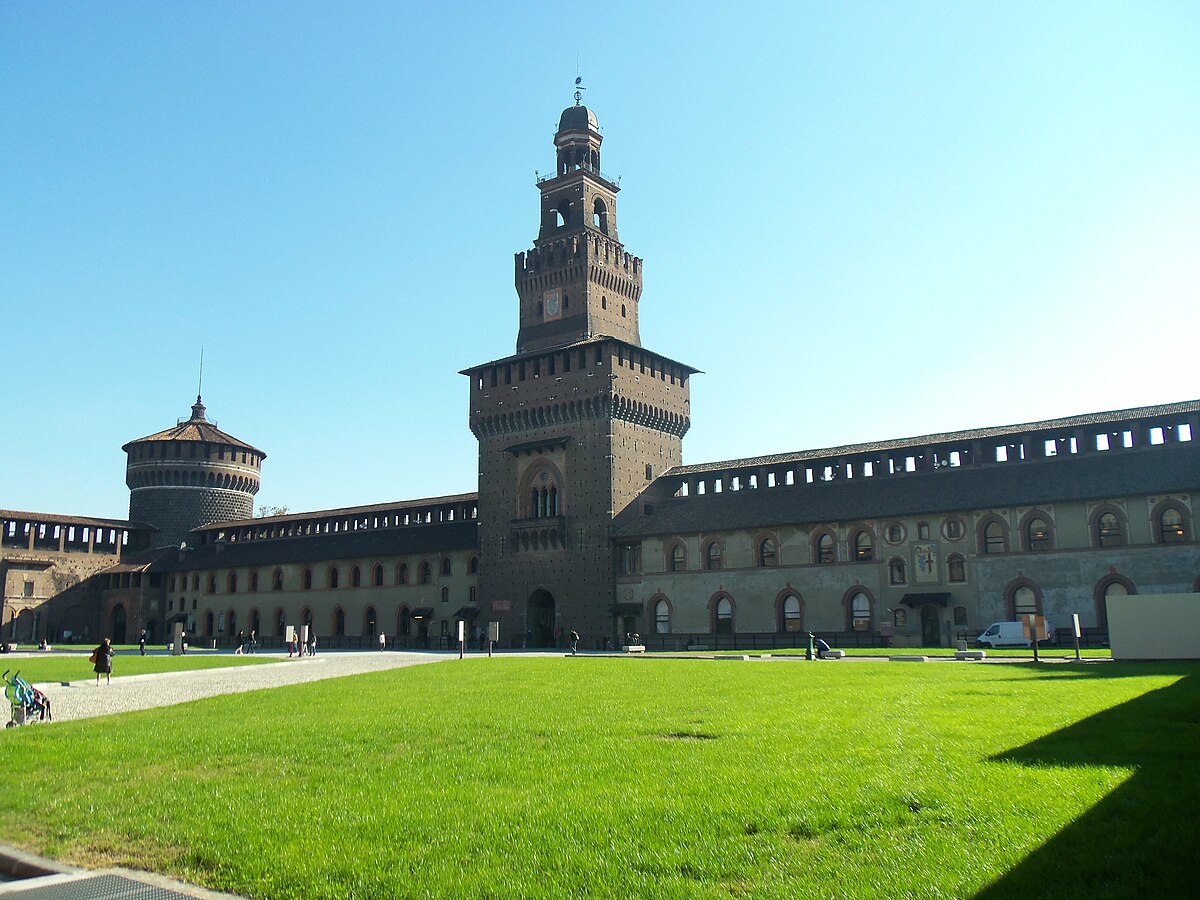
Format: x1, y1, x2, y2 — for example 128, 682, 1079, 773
543, 289, 562, 321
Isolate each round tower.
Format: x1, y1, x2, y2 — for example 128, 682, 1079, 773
122, 396, 266, 548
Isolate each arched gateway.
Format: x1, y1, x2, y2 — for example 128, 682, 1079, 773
527, 590, 556, 648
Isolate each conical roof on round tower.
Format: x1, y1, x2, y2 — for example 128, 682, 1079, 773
121, 396, 265, 457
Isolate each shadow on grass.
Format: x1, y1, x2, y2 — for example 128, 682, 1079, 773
974, 665, 1200, 899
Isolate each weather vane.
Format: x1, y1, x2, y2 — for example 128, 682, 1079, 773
574, 75, 585, 105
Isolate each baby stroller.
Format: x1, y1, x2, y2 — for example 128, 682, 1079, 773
3, 669, 52, 727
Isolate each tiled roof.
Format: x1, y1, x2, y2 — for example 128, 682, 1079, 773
460, 335, 701, 376
197, 493, 479, 532
672, 399, 1200, 476
614, 442, 1200, 538
0, 509, 147, 530
121, 397, 264, 455
160, 520, 480, 571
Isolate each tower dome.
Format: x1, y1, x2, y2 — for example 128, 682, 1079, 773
557, 103, 598, 134
122, 397, 266, 548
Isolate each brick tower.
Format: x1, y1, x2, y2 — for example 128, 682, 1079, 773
464, 99, 696, 648
123, 396, 265, 548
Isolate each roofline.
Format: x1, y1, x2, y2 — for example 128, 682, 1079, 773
0, 509, 149, 530
669, 398, 1200, 476
192, 492, 480, 532
460, 335, 701, 377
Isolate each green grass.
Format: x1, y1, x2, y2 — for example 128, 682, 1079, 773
2, 658, 1196, 899
709, 646, 1112, 659
2, 651, 275, 685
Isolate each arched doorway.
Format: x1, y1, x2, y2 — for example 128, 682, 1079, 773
109, 604, 127, 644
921, 605, 941, 647
527, 590, 556, 647
398, 606, 411, 648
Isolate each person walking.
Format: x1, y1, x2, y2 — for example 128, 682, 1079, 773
570, 629, 580, 655
378, 631, 386, 652
138, 629, 146, 656
307, 632, 316, 656
249, 629, 257, 654
92, 638, 114, 685
235, 630, 245, 655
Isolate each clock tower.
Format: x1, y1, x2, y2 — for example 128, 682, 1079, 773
464, 98, 696, 648
515, 102, 641, 354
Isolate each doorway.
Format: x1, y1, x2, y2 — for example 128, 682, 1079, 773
527, 590, 556, 647
921, 605, 941, 647
109, 604, 127, 644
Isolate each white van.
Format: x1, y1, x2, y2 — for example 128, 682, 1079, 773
975, 621, 1032, 648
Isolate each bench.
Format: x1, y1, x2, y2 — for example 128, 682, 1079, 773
818, 650, 845, 659
955, 650, 986, 661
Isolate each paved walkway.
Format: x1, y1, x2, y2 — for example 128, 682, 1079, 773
31, 651, 452, 723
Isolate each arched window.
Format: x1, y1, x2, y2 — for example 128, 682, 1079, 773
441, 558, 452, 576
757, 537, 778, 567
888, 558, 907, 585
207, 574, 217, 594
468, 556, 479, 575
441, 586, 448, 603
816, 532, 836, 564
419, 562, 432, 584
704, 541, 723, 570
274, 608, 285, 636
399, 606, 411, 637
398, 564, 408, 585
713, 596, 734, 635
851, 529, 874, 562
849, 592, 873, 631
654, 598, 671, 634
302, 569, 312, 590
1095, 574, 1136, 628
249, 571, 258, 593
333, 607, 345, 636
593, 197, 609, 234
982, 519, 1008, 554
272, 568, 283, 591
1156, 505, 1188, 543
373, 564, 384, 587
351, 566, 361, 588
204, 610, 214, 635
1025, 516, 1051, 552
364, 606, 377, 636
1096, 511, 1124, 547
1012, 585, 1037, 618
328, 567, 340, 589
947, 554, 966, 583
669, 543, 686, 572
227, 573, 238, 593
780, 594, 802, 633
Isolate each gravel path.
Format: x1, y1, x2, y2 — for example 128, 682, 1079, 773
30, 652, 452, 723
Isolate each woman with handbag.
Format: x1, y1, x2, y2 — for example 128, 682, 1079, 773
92, 638, 114, 686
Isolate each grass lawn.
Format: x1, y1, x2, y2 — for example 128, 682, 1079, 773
710, 646, 1112, 660
2, 651, 276, 686
2, 658, 1196, 899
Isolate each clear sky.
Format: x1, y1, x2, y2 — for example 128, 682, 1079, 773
3, 1, 1198, 521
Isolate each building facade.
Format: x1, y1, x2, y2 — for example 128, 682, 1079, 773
4, 100, 1199, 651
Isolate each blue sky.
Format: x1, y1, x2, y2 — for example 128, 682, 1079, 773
3, 1, 1198, 520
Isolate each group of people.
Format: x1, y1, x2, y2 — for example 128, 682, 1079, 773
286, 632, 316, 657
234, 630, 258, 655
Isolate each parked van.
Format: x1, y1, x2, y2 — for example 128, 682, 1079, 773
974, 619, 1051, 648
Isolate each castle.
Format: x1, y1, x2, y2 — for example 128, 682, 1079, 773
4, 101, 1199, 651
